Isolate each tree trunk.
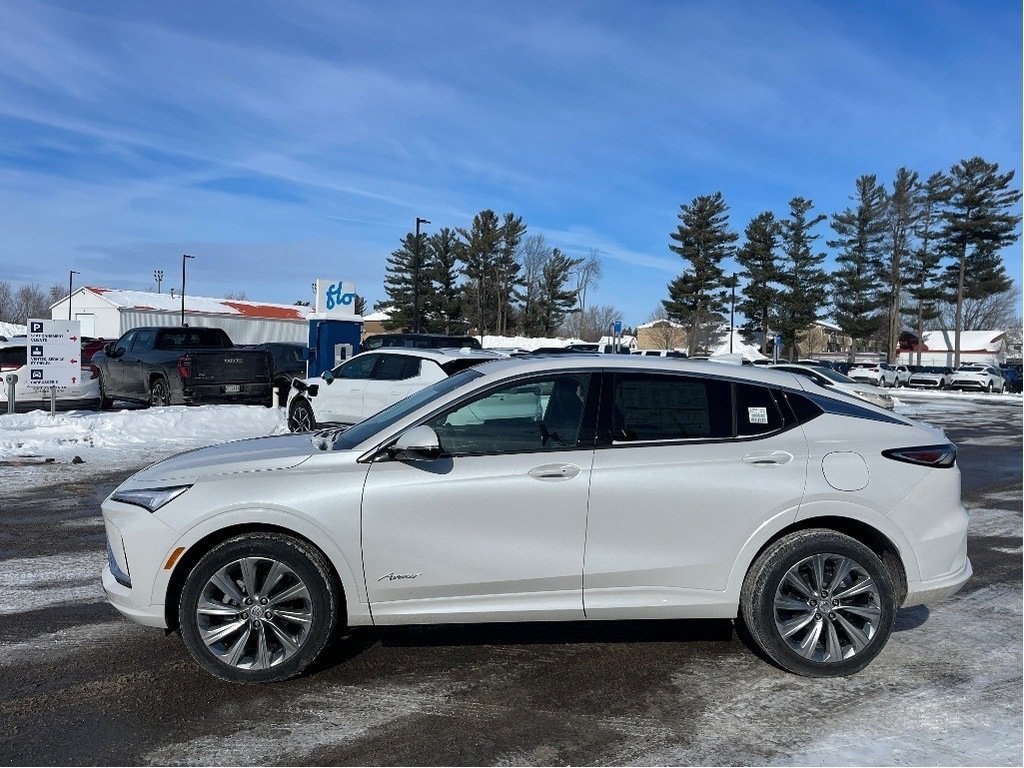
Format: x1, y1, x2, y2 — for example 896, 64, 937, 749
954, 243, 966, 368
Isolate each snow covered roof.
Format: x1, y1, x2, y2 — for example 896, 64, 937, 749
919, 330, 1006, 353
813, 319, 843, 332
637, 319, 684, 330
0, 322, 26, 338
363, 310, 392, 322
76, 287, 311, 321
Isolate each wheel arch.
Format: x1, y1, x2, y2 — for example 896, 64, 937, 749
163, 522, 348, 632
746, 516, 908, 606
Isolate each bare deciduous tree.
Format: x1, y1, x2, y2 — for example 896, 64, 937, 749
936, 286, 1020, 331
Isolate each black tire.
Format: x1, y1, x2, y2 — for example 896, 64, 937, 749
288, 398, 317, 432
150, 375, 171, 406
740, 529, 896, 677
986, 381, 994, 393
178, 533, 338, 683
98, 375, 114, 410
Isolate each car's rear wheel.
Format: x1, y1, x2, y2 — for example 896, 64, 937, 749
178, 533, 338, 683
150, 375, 171, 406
740, 529, 896, 677
288, 398, 316, 432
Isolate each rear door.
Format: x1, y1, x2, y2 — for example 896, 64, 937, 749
583, 371, 809, 618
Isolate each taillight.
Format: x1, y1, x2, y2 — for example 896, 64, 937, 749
177, 355, 191, 380
882, 444, 957, 468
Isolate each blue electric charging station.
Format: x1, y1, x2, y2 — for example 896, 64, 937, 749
307, 316, 363, 378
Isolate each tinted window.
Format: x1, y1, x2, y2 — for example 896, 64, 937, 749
156, 328, 232, 349
373, 355, 420, 380
735, 383, 785, 436
132, 329, 156, 350
115, 330, 136, 354
427, 373, 592, 455
611, 373, 731, 442
337, 354, 378, 379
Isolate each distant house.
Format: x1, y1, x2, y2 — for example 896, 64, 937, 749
50, 287, 313, 343
636, 319, 687, 351
897, 330, 1008, 367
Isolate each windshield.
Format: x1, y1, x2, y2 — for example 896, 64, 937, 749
328, 368, 484, 450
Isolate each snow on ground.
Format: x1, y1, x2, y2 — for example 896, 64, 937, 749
0, 404, 287, 496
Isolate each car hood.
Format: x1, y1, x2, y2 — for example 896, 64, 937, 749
124, 433, 321, 486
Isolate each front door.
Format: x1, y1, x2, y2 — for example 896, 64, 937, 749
361, 372, 598, 623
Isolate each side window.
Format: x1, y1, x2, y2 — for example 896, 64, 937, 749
373, 355, 421, 381
132, 329, 156, 350
337, 354, 378, 379
611, 373, 731, 442
735, 383, 784, 436
115, 330, 136, 354
426, 373, 592, 456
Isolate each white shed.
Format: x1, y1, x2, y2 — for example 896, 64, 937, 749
50, 287, 312, 344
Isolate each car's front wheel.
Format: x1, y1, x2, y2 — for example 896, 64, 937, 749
740, 529, 896, 677
178, 533, 338, 683
288, 398, 317, 432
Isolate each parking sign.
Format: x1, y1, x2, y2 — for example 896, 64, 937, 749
26, 319, 82, 388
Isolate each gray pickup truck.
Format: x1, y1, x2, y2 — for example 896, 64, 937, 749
92, 326, 272, 407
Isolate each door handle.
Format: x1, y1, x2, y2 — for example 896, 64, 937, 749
742, 451, 794, 466
528, 463, 581, 481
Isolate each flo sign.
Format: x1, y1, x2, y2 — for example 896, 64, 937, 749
314, 280, 357, 316
27, 319, 82, 388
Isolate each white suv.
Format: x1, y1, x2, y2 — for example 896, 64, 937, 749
948, 365, 1006, 393
0, 339, 100, 411
848, 362, 897, 388
286, 348, 499, 431
102, 358, 970, 683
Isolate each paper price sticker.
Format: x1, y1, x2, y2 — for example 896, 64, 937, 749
748, 406, 769, 425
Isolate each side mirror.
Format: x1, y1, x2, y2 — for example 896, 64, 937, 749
322, 370, 335, 384
388, 425, 441, 462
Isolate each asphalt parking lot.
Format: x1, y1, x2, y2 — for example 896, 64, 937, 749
0, 393, 1020, 766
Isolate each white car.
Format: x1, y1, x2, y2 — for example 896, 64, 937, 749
947, 364, 1006, 393
0, 339, 101, 411
848, 362, 898, 388
102, 357, 970, 683
286, 348, 499, 431
769, 364, 894, 410
907, 366, 954, 390
893, 365, 913, 387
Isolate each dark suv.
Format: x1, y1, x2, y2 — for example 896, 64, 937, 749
362, 333, 482, 352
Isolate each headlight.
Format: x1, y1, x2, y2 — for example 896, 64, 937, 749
111, 485, 191, 512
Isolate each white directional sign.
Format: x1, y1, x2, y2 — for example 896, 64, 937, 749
26, 319, 82, 388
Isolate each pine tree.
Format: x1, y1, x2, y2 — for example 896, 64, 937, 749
734, 211, 781, 354
662, 192, 738, 356
426, 228, 464, 334
774, 197, 828, 361
941, 157, 1022, 366
901, 172, 949, 365
377, 233, 431, 330
881, 168, 920, 361
494, 213, 526, 336
828, 176, 888, 358
458, 210, 503, 336
536, 248, 581, 336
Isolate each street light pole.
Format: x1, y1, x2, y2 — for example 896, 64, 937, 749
413, 217, 430, 333
154, 269, 164, 294
68, 270, 80, 320
181, 254, 194, 326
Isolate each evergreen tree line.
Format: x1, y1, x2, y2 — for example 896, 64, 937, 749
377, 210, 615, 340
663, 156, 1021, 364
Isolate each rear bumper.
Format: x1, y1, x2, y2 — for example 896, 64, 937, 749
903, 556, 972, 606
182, 382, 272, 404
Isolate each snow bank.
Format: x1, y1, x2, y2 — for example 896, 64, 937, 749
0, 405, 287, 495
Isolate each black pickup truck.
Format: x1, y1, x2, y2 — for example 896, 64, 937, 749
92, 327, 273, 407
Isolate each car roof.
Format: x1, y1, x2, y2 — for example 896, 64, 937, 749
361, 347, 500, 362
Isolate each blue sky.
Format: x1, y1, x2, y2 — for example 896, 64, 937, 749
1, 0, 1020, 326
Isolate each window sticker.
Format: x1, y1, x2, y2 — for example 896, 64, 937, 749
748, 406, 769, 424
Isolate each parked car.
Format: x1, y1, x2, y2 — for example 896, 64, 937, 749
770, 364, 894, 410
286, 348, 499, 431
907, 366, 954, 390
999, 367, 1022, 394
893, 365, 913, 387
848, 362, 898, 388
0, 339, 101, 411
947, 364, 1006, 393
362, 333, 482, 352
102, 357, 970, 683
91, 327, 273, 407
246, 342, 307, 405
